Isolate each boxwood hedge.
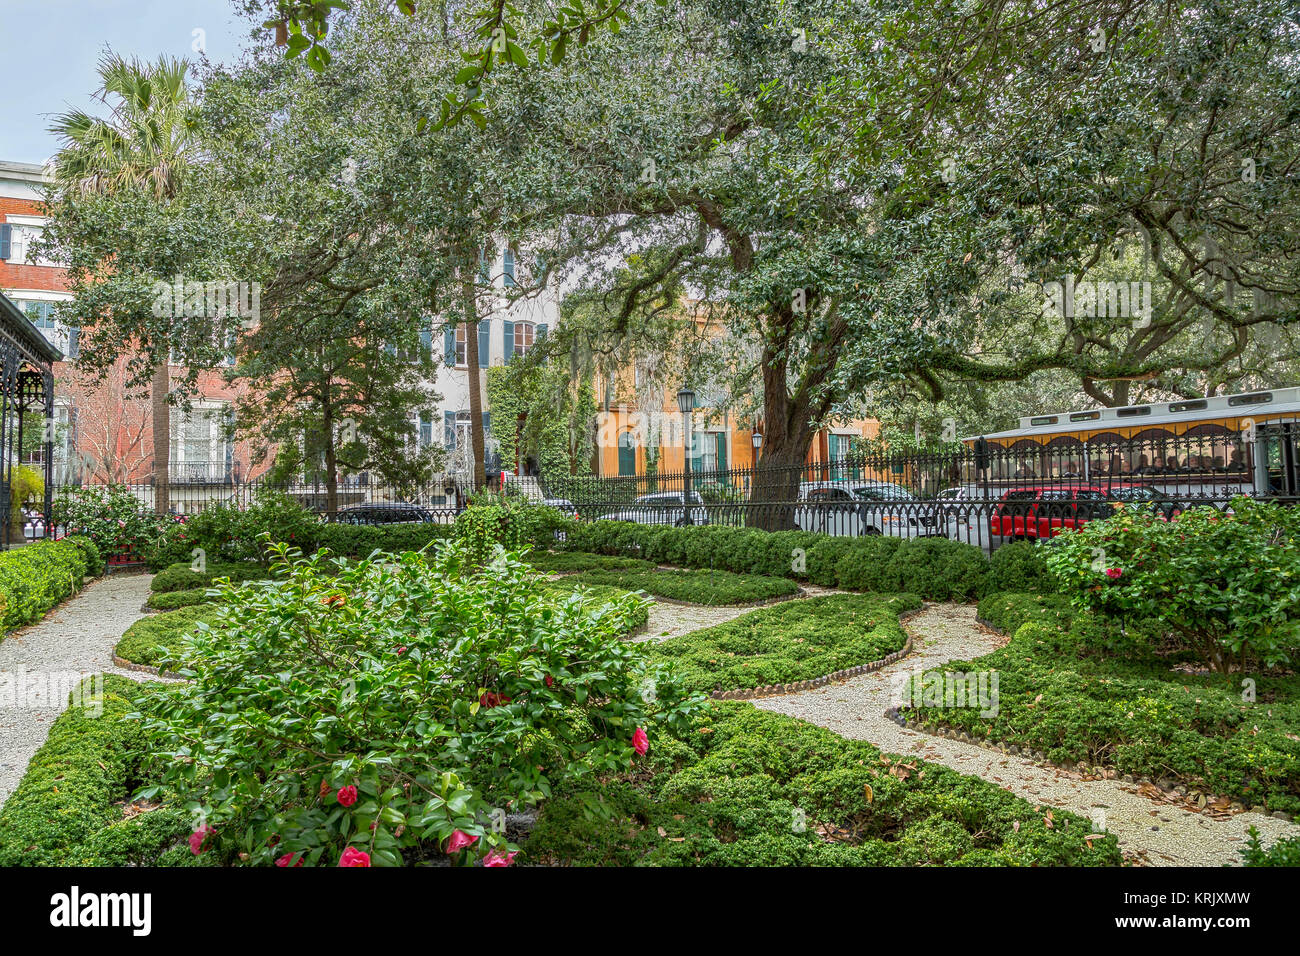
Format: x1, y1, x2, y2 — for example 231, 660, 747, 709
0, 536, 101, 634
563, 567, 799, 606
524, 702, 1122, 866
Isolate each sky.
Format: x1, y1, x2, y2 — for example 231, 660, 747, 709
0, 0, 253, 164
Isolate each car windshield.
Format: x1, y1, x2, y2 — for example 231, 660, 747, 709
853, 486, 909, 500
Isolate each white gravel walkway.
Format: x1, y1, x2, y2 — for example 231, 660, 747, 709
0, 573, 159, 808
755, 602, 1300, 866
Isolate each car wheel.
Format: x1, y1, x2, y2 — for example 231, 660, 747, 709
863, 526, 882, 536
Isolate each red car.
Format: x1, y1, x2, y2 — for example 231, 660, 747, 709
990, 483, 1184, 539
989, 485, 1116, 539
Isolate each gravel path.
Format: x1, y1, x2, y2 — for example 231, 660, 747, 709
0, 573, 160, 808
755, 601, 1300, 866
634, 601, 756, 642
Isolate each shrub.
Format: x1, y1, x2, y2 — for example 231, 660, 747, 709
886, 538, 990, 601
0, 537, 97, 631
648, 593, 921, 694
453, 499, 569, 567
565, 567, 798, 606
116, 604, 219, 669
536, 579, 651, 631
0, 676, 160, 865
988, 540, 1055, 593
834, 537, 903, 591
138, 541, 702, 866
526, 552, 654, 574
150, 560, 270, 593
145, 587, 219, 611
524, 702, 1122, 866
1242, 828, 1300, 866
1046, 497, 1300, 671
51, 484, 176, 560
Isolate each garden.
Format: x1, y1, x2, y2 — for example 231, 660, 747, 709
2, 488, 1298, 867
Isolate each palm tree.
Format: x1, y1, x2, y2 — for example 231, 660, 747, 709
48, 53, 195, 515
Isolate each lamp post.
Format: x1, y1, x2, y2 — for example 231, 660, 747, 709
677, 387, 695, 526
751, 428, 763, 462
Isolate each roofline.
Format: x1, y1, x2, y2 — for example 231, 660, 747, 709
0, 292, 64, 364
0, 160, 52, 185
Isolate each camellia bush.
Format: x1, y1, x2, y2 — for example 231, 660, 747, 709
1044, 497, 1300, 672
136, 540, 699, 867
50, 484, 177, 560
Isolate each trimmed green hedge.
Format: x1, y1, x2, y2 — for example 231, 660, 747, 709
145, 587, 219, 611
116, 605, 219, 669
558, 521, 990, 600
564, 567, 799, 606
524, 702, 1122, 866
648, 593, 920, 695
911, 597, 1300, 815
987, 540, 1057, 594
0, 675, 200, 867
0, 536, 101, 633
526, 551, 655, 574
150, 561, 271, 594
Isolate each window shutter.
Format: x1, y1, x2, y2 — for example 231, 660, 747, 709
444, 411, 457, 449
503, 321, 514, 361
0, 223, 10, 260
67, 327, 80, 359
479, 244, 493, 284
420, 325, 432, 362
444, 327, 456, 366
503, 246, 515, 287
477, 320, 490, 368
482, 412, 491, 435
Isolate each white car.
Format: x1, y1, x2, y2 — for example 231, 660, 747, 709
934, 485, 1004, 552
792, 481, 943, 537
596, 491, 710, 527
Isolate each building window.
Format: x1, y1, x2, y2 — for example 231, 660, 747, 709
513, 322, 535, 358
455, 325, 468, 367
169, 404, 232, 482
16, 299, 80, 359
503, 246, 516, 287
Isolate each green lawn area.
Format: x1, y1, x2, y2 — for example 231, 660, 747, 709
649, 593, 920, 695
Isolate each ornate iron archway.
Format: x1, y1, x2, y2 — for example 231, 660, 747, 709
0, 293, 61, 549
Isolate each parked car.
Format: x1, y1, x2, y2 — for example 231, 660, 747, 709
540, 497, 579, 519
1105, 485, 1184, 518
596, 491, 709, 526
333, 502, 437, 525
792, 481, 943, 537
989, 486, 1116, 540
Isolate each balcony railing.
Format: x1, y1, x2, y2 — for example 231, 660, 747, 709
168, 460, 234, 485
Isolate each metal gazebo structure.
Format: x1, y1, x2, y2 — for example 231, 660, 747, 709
0, 292, 60, 549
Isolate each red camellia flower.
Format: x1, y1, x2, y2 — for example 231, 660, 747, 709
397, 646, 407, 655
479, 692, 512, 708
483, 849, 517, 867
446, 830, 479, 854
337, 785, 358, 808
632, 727, 649, 756
189, 824, 215, 856
544, 675, 555, 688
338, 847, 371, 867
275, 852, 304, 868
1105, 568, 1123, 579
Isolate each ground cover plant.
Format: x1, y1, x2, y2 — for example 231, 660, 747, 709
150, 560, 272, 594
145, 587, 221, 611
135, 541, 699, 867
524, 702, 1122, 866
0, 675, 200, 867
564, 567, 799, 606
905, 592, 1300, 815
526, 551, 655, 574
116, 604, 221, 669
648, 593, 921, 695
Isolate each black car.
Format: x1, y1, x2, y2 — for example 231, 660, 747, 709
333, 503, 436, 525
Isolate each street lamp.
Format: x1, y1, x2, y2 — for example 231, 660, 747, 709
677, 388, 696, 526
751, 428, 763, 462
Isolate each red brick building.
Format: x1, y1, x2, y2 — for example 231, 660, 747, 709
1, 159, 270, 510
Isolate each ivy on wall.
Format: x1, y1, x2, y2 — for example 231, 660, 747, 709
486, 364, 596, 480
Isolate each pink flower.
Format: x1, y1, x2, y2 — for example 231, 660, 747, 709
1105, 568, 1122, 579
632, 727, 649, 756
483, 849, 517, 867
189, 824, 215, 856
479, 692, 512, 708
397, 646, 407, 655
275, 852, 303, 868
446, 829, 479, 854
338, 847, 371, 867
336, 785, 358, 808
